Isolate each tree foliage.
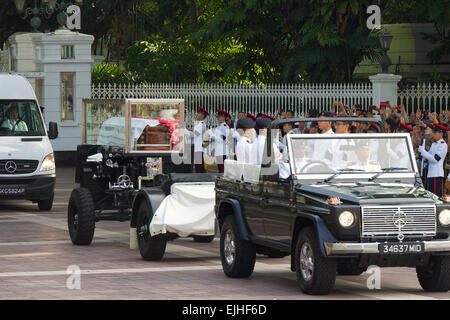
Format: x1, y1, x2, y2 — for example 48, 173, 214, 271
1, 0, 447, 83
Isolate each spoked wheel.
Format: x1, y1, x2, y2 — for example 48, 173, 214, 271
295, 227, 337, 295
220, 215, 256, 278
68, 188, 95, 245
136, 201, 166, 261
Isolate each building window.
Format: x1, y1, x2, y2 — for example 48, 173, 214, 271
61, 73, 75, 121
61, 45, 74, 59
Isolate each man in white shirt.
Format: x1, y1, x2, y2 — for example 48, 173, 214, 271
213, 109, 230, 173
1, 105, 28, 132
255, 117, 272, 165
419, 124, 448, 197
193, 107, 209, 173
311, 112, 335, 162
236, 117, 257, 164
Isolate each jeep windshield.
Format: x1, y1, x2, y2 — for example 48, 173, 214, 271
287, 133, 417, 181
0, 100, 46, 136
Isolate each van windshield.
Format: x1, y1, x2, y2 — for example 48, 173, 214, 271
0, 100, 46, 136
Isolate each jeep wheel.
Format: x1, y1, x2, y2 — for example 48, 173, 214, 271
136, 201, 167, 261
38, 194, 54, 211
68, 188, 95, 245
337, 260, 366, 276
295, 227, 337, 295
416, 255, 450, 292
220, 215, 256, 278
193, 235, 215, 243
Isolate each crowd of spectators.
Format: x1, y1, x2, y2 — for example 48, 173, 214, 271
272, 101, 450, 195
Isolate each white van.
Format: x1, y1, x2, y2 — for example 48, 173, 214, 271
0, 74, 58, 210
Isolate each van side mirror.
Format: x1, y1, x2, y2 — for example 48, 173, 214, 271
40, 106, 45, 114
48, 122, 58, 140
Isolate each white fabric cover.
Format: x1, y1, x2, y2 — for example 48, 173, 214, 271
243, 163, 261, 184
224, 159, 244, 181
150, 182, 216, 237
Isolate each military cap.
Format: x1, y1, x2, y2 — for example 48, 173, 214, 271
256, 117, 272, 130
236, 117, 256, 130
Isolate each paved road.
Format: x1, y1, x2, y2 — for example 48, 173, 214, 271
0, 167, 449, 300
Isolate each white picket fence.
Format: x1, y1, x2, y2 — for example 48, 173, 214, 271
91, 83, 374, 127
398, 83, 449, 114
92, 82, 450, 127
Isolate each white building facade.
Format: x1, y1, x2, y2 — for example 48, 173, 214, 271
0, 30, 94, 153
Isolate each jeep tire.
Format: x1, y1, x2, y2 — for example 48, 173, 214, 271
68, 188, 95, 245
417, 255, 450, 292
295, 227, 337, 295
220, 215, 256, 278
136, 201, 167, 261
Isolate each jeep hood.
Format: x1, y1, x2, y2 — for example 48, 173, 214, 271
296, 182, 439, 205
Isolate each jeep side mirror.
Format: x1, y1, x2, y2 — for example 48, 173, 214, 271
48, 122, 58, 140
40, 106, 45, 115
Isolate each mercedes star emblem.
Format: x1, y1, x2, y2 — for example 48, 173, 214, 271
393, 211, 407, 229
5, 161, 17, 173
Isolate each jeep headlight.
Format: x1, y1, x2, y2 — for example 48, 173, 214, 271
338, 211, 355, 228
438, 209, 450, 227
40, 153, 55, 172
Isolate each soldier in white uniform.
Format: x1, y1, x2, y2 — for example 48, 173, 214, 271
311, 112, 335, 163
255, 117, 272, 165
213, 109, 230, 173
348, 140, 382, 172
235, 117, 257, 164
193, 107, 209, 173
419, 124, 448, 197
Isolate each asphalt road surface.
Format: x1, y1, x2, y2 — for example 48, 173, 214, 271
0, 167, 449, 300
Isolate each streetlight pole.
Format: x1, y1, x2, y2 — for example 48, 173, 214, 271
378, 30, 393, 74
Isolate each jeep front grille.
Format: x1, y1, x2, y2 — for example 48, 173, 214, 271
361, 205, 436, 237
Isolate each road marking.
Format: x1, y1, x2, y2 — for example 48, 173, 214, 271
335, 278, 438, 300
0, 252, 61, 258
0, 265, 224, 278
0, 238, 128, 247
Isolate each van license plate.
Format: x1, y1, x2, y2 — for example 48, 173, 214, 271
379, 242, 424, 255
0, 188, 25, 195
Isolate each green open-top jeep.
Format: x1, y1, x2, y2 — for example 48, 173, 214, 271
215, 118, 450, 295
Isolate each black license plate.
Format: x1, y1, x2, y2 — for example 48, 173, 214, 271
0, 187, 25, 195
379, 242, 424, 255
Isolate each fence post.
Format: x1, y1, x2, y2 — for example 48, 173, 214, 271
369, 73, 402, 108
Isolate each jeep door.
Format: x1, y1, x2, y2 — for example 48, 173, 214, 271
238, 180, 265, 237
262, 180, 294, 246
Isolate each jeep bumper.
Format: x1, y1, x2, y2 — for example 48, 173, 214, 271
324, 241, 450, 255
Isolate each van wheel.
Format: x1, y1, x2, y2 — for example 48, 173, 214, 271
295, 227, 337, 295
220, 215, 256, 278
417, 256, 450, 292
193, 235, 215, 243
68, 188, 95, 245
38, 194, 54, 211
136, 201, 167, 261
